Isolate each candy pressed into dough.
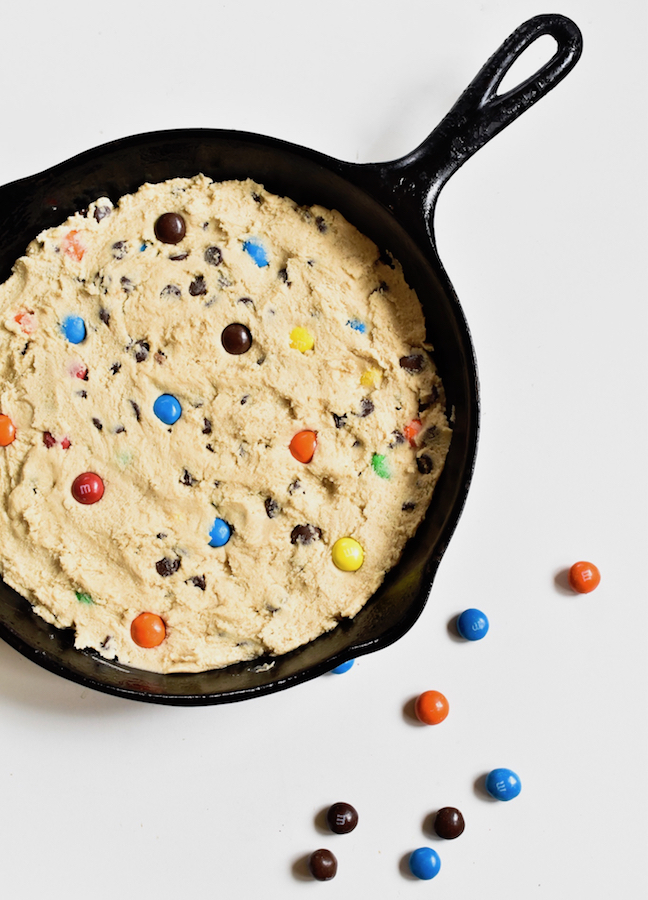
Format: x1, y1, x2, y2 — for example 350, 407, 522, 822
0, 175, 451, 673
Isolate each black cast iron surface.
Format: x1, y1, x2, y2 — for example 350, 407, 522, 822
0, 15, 582, 704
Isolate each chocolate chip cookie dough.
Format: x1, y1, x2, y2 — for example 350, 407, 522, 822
0, 175, 451, 673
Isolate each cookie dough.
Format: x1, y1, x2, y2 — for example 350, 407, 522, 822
0, 175, 451, 673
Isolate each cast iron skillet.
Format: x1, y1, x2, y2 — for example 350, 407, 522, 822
0, 15, 582, 705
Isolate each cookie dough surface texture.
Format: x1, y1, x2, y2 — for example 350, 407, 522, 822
0, 175, 451, 674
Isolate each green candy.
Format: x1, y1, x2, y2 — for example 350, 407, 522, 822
75, 591, 94, 605
371, 453, 391, 479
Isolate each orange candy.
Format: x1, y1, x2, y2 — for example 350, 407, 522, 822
14, 310, 37, 334
0, 414, 16, 447
62, 230, 85, 261
131, 612, 166, 648
415, 690, 449, 725
403, 419, 422, 447
568, 561, 601, 594
289, 430, 317, 463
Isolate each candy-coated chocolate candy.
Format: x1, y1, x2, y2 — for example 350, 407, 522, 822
154, 212, 186, 244
409, 847, 441, 880
0, 414, 16, 447
72, 472, 104, 504
403, 418, 422, 446
371, 453, 390, 479
209, 517, 231, 548
485, 768, 522, 801
308, 849, 337, 881
331, 537, 364, 572
289, 430, 317, 463
131, 612, 166, 648
62, 315, 86, 344
289, 327, 314, 353
14, 310, 36, 334
346, 317, 366, 333
62, 230, 85, 261
415, 690, 449, 725
330, 659, 354, 674
360, 367, 382, 389
326, 801, 358, 833
434, 807, 465, 840
75, 591, 93, 605
153, 393, 182, 425
456, 608, 489, 641
568, 561, 601, 593
242, 237, 269, 267
221, 323, 252, 355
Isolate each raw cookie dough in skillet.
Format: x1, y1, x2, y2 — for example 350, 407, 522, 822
0, 175, 451, 673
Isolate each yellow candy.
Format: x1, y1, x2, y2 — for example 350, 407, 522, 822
290, 327, 314, 353
360, 368, 382, 389
332, 537, 364, 572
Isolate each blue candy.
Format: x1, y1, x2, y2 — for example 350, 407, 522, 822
242, 238, 269, 267
409, 847, 441, 880
457, 608, 489, 641
61, 315, 86, 344
209, 517, 231, 548
485, 768, 522, 801
153, 394, 182, 425
330, 659, 355, 674
346, 318, 366, 334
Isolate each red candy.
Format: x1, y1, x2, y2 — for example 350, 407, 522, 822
289, 430, 317, 463
71, 472, 104, 504
568, 561, 601, 593
14, 310, 37, 335
403, 419, 422, 447
131, 612, 166, 648
415, 690, 450, 725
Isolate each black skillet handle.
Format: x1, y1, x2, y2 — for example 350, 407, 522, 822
358, 14, 583, 238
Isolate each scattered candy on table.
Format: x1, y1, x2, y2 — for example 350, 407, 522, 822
331, 537, 364, 572
485, 768, 522, 801
0, 414, 16, 446
221, 323, 252, 355
415, 690, 449, 725
289, 326, 314, 352
289, 430, 317, 463
456, 608, 489, 641
154, 212, 186, 244
326, 802, 358, 834
408, 847, 441, 881
153, 393, 182, 425
242, 237, 269, 267
308, 849, 337, 881
131, 612, 166, 648
568, 560, 601, 593
434, 807, 465, 839
61, 315, 86, 344
330, 659, 354, 674
209, 517, 231, 548
71, 472, 104, 505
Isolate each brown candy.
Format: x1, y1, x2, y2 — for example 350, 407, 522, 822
221, 323, 252, 355
154, 212, 186, 244
308, 849, 337, 881
326, 802, 358, 834
434, 806, 465, 840
399, 353, 425, 372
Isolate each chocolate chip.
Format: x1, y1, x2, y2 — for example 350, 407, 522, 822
154, 213, 186, 244
99, 308, 110, 326
416, 454, 433, 474
399, 353, 425, 372
256, 356, 266, 366
277, 267, 291, 285
156, 533, 167, 539
265, 498, 280, 518
358, 398, 374, 417
100, 635, 111, 648
92, 272, 110, 294
161, 284, 181, 299
326, 802, 358, 834
180, 469, 198, 486
110, 362, 121, 375
390, 430, 405, 447
187, 575, 206, 591
77, 390, 88, 399
288, 480, 301, 495
43, 432, 56, 448
290, 524, 322, 545
315, 215, 328, 233
20, 343, 29, 356
111, 241, 128, 260
133, 340, 149, 363
120, 276, 134, 293
434, 807, 465, 840
130, 400, 141, 421
189, 275, 207, 296
155, 557, 181, 577
92, 417, 103, 431
238, 297, 254, 306
378, 249, 395, 269
204, 246, 222, 266
308, 849, 337, 882
251, 191, 262, 203
221, 323, 252, 355
115, 425, 125, 434
240, 395, 249, 405
422, 425, 438, 446
202, 418, 212, 435
206, 444, 214, 452
94, 205, 112, 223
332, 413, 347, 429
169, 251, 188, 261
402, 501, 417, 511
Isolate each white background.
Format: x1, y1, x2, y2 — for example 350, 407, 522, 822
1, 1, 646, 898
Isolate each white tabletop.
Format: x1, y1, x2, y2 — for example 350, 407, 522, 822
1, 1, 646, 898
